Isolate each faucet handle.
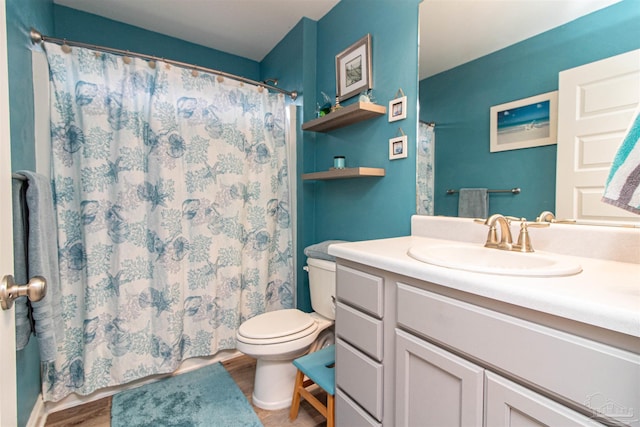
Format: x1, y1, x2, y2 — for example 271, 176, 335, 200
474, 217, 499, 246
514, 222, 534, 252
527, 222, 550, 229
513, 221, 549, 252
536, 211, 555, 222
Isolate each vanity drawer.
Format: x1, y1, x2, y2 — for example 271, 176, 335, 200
396, 282, 640, 425
336, 388, 382, 427
336, 338, 383, 421
337, 264, 383, 318
336, 302, 383, 361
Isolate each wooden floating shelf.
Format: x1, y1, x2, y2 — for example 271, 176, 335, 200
302, 167, 385, 180
301, 102, 387, 132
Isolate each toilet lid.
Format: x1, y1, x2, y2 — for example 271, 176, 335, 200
238, 309, 315, 339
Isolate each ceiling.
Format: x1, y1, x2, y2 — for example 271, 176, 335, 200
54, 0, 622, 80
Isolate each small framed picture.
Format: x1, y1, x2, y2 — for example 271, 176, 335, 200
490, 91, 558, 152
389, 135, 408, 160
336, 34, 372, 102
388, 96, 407, 122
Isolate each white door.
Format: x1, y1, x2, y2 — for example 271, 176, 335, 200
0, 0, 18, 425
556, 49, 640, 226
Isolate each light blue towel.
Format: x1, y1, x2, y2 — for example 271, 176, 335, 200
17, 171, 62, 363
602, 111, 640, 215
458, 188, 488, 218
12, 177, 32, 351
304, 240, 348, 262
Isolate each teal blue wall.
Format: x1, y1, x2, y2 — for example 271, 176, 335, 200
260, 0, 422, 311
311, 0, 420, 244
260, 18, 319, 311
6, 0, 54, 423
420, 0, 640, 220
53, 5, 260, 80
6, 0, 53, 171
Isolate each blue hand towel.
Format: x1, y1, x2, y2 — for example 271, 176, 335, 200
12, 177, 32, 351
304, 240, 349, 262
18, 170, 62, 363
602, 111, 640, 215
458, 188, 488, 218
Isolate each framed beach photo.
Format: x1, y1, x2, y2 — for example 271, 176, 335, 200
389, 135, 408, 160
336, 34, 372, 102
490, 91, 558, 152
388, 96, 407, 122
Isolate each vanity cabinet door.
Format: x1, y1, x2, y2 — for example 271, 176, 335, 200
485, 372, 604, 427
395, 329, 484, 427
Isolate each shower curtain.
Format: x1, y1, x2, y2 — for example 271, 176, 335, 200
42, 42, 293, 401
417, 122, 435, 215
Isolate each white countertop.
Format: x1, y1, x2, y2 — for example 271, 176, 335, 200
328, 235, 640, 338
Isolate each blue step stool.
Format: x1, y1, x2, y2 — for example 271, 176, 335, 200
289, 344, 335, 427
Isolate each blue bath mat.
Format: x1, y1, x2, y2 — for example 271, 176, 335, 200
111, 362, 263, 427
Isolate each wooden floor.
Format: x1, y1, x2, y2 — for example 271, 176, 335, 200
44, 355, 326, 427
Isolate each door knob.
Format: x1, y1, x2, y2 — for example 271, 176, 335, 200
0, 275, 47, 310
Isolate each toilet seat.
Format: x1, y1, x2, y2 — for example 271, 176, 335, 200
237, 309, 318, 345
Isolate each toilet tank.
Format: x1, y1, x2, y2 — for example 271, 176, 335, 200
305, 257, 336, 320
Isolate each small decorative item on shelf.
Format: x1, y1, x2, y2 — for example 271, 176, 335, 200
316, 91, 333, 117
359, 89, 375, 103
333, 156, 346, 169
331, 95, 343, 113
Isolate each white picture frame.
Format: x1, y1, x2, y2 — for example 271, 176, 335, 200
388, 96, 407, 122
490, 91, 558, 152
336, 34, 372, 102
389, 135, 408, 160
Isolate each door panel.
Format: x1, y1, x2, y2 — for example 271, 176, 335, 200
556, 49, 640, 225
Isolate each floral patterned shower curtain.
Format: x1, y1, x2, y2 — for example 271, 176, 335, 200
417, 122, 435, 215
42, 42, 293, 401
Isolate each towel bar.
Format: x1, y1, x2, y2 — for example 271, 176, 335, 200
446, 187, 520, 195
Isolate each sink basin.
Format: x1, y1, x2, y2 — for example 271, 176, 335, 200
407, 244, 582, 277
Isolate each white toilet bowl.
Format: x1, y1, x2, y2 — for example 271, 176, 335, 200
236, 310, 334, 409
236, 257, 337, 410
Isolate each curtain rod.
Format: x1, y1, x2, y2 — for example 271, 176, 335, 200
420, 120, 435, 127
30, 28, 298, 101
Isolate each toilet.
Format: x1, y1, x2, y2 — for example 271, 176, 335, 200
236, 257, 336, 410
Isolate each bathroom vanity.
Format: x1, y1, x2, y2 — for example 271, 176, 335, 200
329, 216, 640, 427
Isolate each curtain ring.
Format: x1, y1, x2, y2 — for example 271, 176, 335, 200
61, 40, 71, 54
